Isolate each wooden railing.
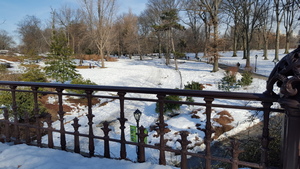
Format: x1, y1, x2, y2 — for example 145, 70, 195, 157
0, 81, 283, 169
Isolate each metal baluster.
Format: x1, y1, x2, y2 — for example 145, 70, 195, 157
45, 113, 54, 148
117, 92, 127, 159
3, 107, 10, 142
56, 88, 66, 150
157, 94, 167, 165
32, 87, 41, 147
24, 111, 30, 144
101, 121, 111, 158
203, 97, 214, 169
10, 85, 20, 144
178, 131, 191, 169
86, 90, 95, 157
138, 125, 148, 162
261, 101, 272, 168
72, 117, 81, 153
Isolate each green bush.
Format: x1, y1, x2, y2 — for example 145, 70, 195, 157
184, 81, 204, 103
0, 64, 7, 72
155, 95, 182, 116
184, 81, 204, 90
20, 67, 48, 82
174, 52, 186, 59
66, 77, 97, 95
0, 89, 47, 120
218, 70, 238, 91
238, 71, 253, 87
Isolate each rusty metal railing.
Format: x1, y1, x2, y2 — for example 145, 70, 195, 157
0, 81, 283, 169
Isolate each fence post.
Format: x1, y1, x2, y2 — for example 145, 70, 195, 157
101, 121, 111, 158
24, 111, 30, 144
138, 126, 147, 162
157, 94, 167, 165
230, 139, 244, 169
203, 97, 214, 169
46, 114, 54, 148
72, 117, 81, 153
32, 87, 41, 147
264, 46, 300, 169
57, 88, 66, 150
178, 131, 191, 169
280, 104, 300, 169
86, 89, 95, 157
118, 92, 127, 159
0, 106, 10, 142
261, 101, 272, 168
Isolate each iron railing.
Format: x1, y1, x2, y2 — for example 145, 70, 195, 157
0, 81, 284, 169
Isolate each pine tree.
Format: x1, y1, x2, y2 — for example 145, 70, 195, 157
44, 30, 79, 83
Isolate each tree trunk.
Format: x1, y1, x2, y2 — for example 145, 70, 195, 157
212, 21, 219, 72
263, 27, 269, 60
242, 35, 247, 59
274, 20, 280, 62
100, 48, 105, 68
171, 30, 178, 70
284, 32, 290, 54
203, 22, 209, 57
263, 39, 269, 60
232, 27, 237, 57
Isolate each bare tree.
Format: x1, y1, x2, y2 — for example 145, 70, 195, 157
196, 0, 222, 72
237, 0, 268, 68
260, 0, 273, 60
0, 30, 15, 50
222, 0, 243, 57
17, 15, 47, 58
138, 10, 157, 57
153, 9, 184, 69
283, 0, 299, 54
146, 0, 181, 66
81, 0, 117, 68
54, 5, 85, 54
273, 0, 284, 62
182, 0, 203, 59
115, 10, 140, 59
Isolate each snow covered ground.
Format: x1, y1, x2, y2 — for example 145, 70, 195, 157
0, 49, 291, 168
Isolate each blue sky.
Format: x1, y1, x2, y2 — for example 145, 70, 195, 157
0, 0, 147, 44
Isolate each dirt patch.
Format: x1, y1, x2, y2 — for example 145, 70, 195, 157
39, 95, 73, 121
39, 94, 101, 121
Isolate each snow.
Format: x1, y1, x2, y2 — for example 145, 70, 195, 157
0, 49, 291, 168
0, 143, 174, 169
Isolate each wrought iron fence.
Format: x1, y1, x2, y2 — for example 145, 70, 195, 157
0, 81, 283, 169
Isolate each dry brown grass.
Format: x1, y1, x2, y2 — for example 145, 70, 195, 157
213, 110, 234, 139
226, 66, 238, 75
20, 64, 40, 69
0, 73, 21, 81
0, 55, 22, 62
74, 54, 118, 62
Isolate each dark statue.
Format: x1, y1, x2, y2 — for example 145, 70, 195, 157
265, 44, 300, 169
265, 45, 300, 109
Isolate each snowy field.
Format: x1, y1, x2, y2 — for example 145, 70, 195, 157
0, 49, 292, 168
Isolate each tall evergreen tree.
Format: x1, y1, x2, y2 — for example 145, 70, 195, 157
44, 30, 79, 83
153, 9, 185, 70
